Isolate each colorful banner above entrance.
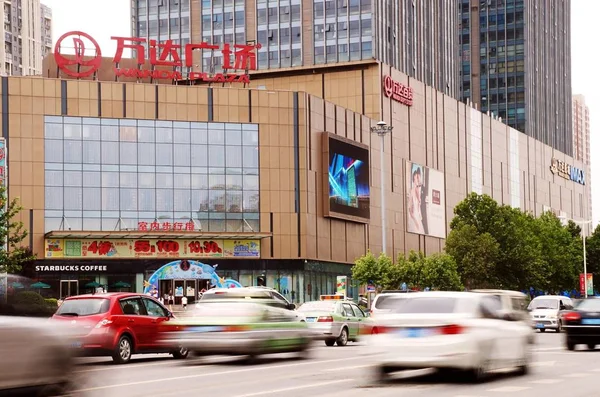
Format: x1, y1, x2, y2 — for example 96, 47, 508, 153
44, 239, 260, 259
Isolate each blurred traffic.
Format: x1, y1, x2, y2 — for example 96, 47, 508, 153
4, 280, 600, 395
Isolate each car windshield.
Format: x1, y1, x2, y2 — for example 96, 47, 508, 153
56, 298, 110, 316
574, 299, 600, 311
201, 290, 272, 300
297, 301, 336, 312
374, 295, 407, 309
389, 297, 462, 314
190, 302, 263, 317
528, 299, 559, 310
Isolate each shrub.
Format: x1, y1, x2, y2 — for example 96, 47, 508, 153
45, 298, 58, 308
11, 291, 46, 306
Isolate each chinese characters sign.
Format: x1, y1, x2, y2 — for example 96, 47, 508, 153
45, 239, 260, 259
550, 158, 585, 185
54, 31, 261, 83
580, 273, 594, 296
137, 221, 195, 232
0, 138, 6, 187
383, 75, 413, 106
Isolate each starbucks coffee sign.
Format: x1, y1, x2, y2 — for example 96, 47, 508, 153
550, 158, 585, 185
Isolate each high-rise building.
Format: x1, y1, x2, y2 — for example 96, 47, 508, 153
459, 0, 572, 156
573, 94, 591, 215
0, 0, 52, 76
131, 0, 460, 97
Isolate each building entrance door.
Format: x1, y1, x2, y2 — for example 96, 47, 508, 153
59, 280, 78, 299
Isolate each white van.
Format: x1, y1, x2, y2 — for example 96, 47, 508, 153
527, 295, 574, 332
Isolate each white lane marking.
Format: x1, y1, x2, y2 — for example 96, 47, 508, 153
533, 347, 562, 351
323, 364, 372, 372
229, 379, 352, 397
562, 373, 589, 378
531, 361, 556, 367
589, 368, 600, 372
530, 379, 563, 384
72, 357, 362, 392
76, 361, 201, 373
487, 386, 531, 392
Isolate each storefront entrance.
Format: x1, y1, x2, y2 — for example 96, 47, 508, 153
158, 279, 212, 304
59, 280, 79, 299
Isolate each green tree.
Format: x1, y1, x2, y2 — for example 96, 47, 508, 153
446, 193, 543, 290
585, 225, 600, 275
445, 223, 500, 289
566, 220, 582, 239
0, 186, 36, 274
352, 251, 397, 290
533, 213, 581, 292
390, 251, 463, 291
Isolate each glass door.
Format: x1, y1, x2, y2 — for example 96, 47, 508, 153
59, 280, 79, 299
174, 279, 185, 305
185, 280, 196, 304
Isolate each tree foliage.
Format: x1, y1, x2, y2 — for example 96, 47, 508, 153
446, 193, 585, 292
0, 186, 36, 274
351, 251, 397, 290
585, 225, 600, 276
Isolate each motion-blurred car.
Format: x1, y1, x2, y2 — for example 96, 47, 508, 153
370, 291, 533, 382
50, 293, 188, 364
0, 316, 76, 395
527, 295, 574, 332
370, 291, 417, 319
160, 301, 313, 360
562, 298, 600, 350
297, 296, 373, 346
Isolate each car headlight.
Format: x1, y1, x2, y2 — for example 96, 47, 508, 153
547, 315, 557, 320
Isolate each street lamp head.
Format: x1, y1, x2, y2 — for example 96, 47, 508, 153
371, 121, 393, 136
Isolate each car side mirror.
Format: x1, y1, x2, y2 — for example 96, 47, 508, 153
502, 312, 518, 322
167, 311, 174, 318
560, 305, 566, 310
287, 303, 296, 310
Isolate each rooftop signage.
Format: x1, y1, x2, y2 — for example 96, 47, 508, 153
383, 75, 413, 106
54, 31, 262, 83
550, 157, 585, 185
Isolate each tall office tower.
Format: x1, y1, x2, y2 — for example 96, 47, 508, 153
573, 94, 591, 214
132, 0, 460, 98
459, 0, 572, 156
0, 0, 52, 76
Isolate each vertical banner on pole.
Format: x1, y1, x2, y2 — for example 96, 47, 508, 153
587, 274, 594, 297
580, 273, 586, 295
336, 276, 347, 298
0, 138, 7, 304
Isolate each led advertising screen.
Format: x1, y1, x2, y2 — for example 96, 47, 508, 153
324, 133, 370, 222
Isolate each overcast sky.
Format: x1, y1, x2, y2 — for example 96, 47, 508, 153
42, 0, 600, 225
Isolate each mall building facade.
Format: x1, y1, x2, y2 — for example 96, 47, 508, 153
3, 58, 590, 303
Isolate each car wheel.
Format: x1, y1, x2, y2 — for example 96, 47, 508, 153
375, 366, 391, 382
325, 339, 335, 347
336, 328, 349, 346
515, 344, 530, 376
539, 329, 546, 333
172, 346, 189, 359
465, 359, 490, 383
588, 343, 596, 350
566, 338, 576, 351
556, 322, 562, 333
112, 335, 133, 364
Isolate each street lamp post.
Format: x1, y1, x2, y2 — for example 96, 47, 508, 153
370, 121, 393, 254
559, 216, 593, 298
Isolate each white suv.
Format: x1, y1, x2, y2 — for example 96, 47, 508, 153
527, 295, 574, 332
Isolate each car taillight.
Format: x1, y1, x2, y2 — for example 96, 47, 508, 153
223, 325, 249, 332
439, 324, 465, 335
317, 316, 334, 322
95, 318, 113, 328
371, 326, 389, 334
564, 312, 581, 321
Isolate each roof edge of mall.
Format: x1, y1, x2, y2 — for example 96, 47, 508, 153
0, 51, 588, 303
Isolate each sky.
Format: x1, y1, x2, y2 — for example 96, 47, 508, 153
43, 0, 600, 225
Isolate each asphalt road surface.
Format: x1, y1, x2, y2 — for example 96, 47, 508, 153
69, 331, 599, 397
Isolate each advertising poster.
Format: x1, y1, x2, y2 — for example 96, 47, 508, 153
0, 138, 6, 303
44, 238, 261, 259
336, 276, 347, 297
325, 134, 370, 221
405, 161, 447, 238
581, 273, 594, 295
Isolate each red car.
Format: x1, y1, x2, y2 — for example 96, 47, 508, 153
51, 293, 188, 364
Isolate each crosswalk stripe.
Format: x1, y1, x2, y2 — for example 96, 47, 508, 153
562, 373, 589, 377
487, 386, 531, 392
530, 379, 563, 384
531, 361, 556, 367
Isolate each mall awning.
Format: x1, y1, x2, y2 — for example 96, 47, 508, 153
44, 230, 273, 240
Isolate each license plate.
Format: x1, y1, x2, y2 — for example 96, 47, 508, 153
398, 328, 427, 338
305, 318, 317, 323
582, 319, 600, 325
536, 323, 545, 329
188, 326, 223, 333
71, 341, 82, 348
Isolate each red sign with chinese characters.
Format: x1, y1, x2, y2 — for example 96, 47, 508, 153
383, 75, 413, 106
54, 31, 261, 83
137, 221, 195, 232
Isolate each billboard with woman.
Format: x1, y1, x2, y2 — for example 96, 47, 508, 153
406, 162, 447, 238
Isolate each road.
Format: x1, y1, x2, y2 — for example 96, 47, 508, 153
69, 331, 598, 397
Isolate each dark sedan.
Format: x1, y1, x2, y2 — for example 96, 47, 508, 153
562, 298, 600, 351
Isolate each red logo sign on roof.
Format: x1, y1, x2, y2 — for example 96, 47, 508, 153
54, 31, 102, 78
